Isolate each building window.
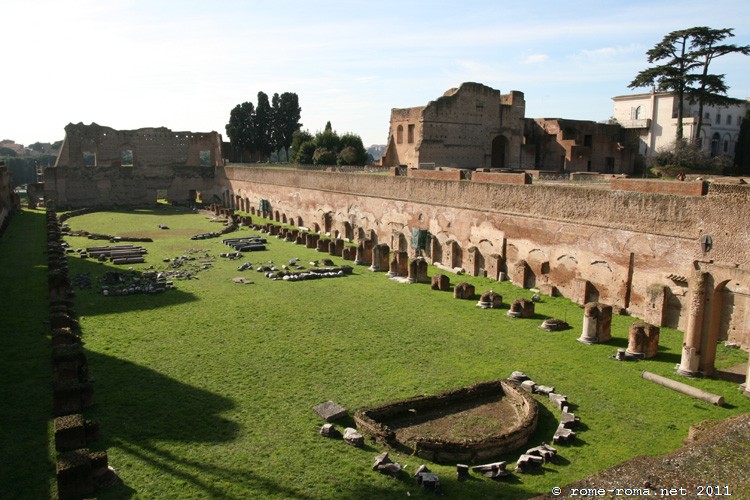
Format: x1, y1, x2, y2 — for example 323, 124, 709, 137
716, 113, 722, 125
396, 125, 403, 144
584, 135, 593, 147
727, 115, 732, 125
633, 106, 642, 120
408, 124, 415, 144
705, 112, 710, 121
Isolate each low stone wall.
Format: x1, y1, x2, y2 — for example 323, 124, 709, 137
472, 171, 531, 185
354, 380, 538, 464
610, 178, 708, 197
408, 169, 465, 181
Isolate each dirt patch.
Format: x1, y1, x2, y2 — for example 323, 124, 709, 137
391, 394, 524, 443
533, 412, 750, 499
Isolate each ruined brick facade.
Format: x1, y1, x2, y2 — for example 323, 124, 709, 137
383, 83, 526, 169
55, 123, 223, 169
382, 83, 636, 173
46, 123, 222, 207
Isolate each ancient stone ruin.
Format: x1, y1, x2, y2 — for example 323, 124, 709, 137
354, 380, 538, 464
626, 322, 660, 359
578, 302, 613, 344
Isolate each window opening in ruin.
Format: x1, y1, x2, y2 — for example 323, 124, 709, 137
121, 149, 134, 167
584, 135, 592, 147
396, 125, 404, 144
83, 151, 96, 167
156, 189, 168, 204
633, 106, 642, 120
199, 150, 211, 167
408, 124, 415, 144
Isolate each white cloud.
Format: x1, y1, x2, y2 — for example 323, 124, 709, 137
522, 54, 549, 65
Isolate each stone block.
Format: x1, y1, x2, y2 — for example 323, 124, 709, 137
313, 400, 347, 421
431, 274, 450, 291
453, 282, 475, 299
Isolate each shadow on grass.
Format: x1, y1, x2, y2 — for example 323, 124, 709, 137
85, 350, 308, 498
0, 209, 55, 499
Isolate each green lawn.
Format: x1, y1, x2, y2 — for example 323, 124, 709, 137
4, 205, 749, 499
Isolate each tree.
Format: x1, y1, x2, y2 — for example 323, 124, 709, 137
0, 147, 17, 157
254, 91, 273, 161
687, 28, 750, 143
735, 109, 750, 175
338, 133, 368, 165
225, 101, 255, 162
275, 92, 302, 161
312, 147, 336, 165
630, 27, 749, 143
629, 28, 701, 141
227, 91, 302, 163
315, 124, 340, 153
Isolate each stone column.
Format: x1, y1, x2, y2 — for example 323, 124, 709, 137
677, 271, 706, 377
578, 302, 612, 344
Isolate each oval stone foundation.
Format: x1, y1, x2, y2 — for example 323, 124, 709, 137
354, 380, 538, 464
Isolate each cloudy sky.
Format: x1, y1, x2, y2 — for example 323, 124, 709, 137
4, 0, 750, 147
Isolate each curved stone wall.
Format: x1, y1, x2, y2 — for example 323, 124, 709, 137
354, 380, 538, 464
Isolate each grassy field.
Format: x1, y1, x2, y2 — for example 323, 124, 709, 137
4, 205, 749, 499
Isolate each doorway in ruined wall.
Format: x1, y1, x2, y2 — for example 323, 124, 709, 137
323, 212, 332, 235
297, 216, 304, 227
702, 279, 749, 375
491, 135, 509, 168
343, 221, 353, 241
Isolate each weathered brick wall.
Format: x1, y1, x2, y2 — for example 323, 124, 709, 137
44, 165, 216, 208
384, 83, 526, 169
55, 123, 223, 168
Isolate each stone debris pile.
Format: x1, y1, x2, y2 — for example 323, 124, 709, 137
190, 232, 221, 240
372, 452, 402, 477
508, 371, 580, 446
100, 271, 173, 296
85, 245, 148, 265
265, 265, 353, 282
515, 443, 557, 473
223, 236, 267, 252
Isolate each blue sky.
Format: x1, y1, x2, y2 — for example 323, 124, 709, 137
5, 0, 750, 147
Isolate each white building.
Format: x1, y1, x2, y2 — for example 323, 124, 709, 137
612, 90, 747, 160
